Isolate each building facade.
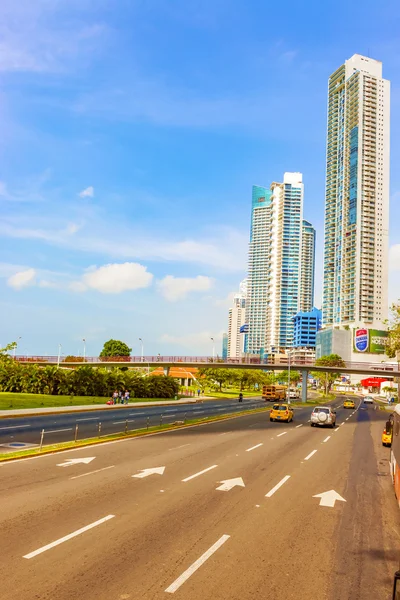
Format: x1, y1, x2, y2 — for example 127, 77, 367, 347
227, 279, 247, 358
222, 333, 228, 360
322, 54, 390, 329
300, 220, 316, 312
293, 307, 322, 348
245, 173, 315, 356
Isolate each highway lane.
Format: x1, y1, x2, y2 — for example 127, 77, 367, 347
0, 397, 266, 447
1, 397, 396, 599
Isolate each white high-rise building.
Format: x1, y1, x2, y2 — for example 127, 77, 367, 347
227, 279, 247, 358
245, 173, 315, 355
322, 54, 390, 329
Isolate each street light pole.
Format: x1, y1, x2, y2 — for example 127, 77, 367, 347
139, 338, 144, 363
211, 337, 215, 361
13, 336, 21, 358
287, 348, 291, 403
83, 338, 86, 361
57, 344, 62, 368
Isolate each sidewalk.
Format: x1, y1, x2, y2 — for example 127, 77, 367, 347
0, 398, 205, 419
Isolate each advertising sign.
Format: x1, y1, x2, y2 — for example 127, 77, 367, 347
354, 328, 369, 353
369, 329, 389, 354
353, 328, 389, 354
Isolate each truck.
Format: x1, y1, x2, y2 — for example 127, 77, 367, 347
262, 385, 287, 402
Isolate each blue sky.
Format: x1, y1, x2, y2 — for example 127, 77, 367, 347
1, 0, 400, 357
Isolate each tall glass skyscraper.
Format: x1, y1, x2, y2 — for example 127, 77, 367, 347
322, 54, 390, 328
245, 173, 315, 355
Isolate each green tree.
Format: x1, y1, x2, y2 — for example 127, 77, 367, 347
197, 367, 231, 391
278, 370, 301, 386
312, 354, 345, 395
100, 339, 132, 359
386, 302, 400, 359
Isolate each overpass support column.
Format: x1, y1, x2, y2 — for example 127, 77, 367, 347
301, 370, 308, 403
163, 366, 170, 376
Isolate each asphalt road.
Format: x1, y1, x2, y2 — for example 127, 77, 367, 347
0, 396, 398, 600
0, 397, 266, 448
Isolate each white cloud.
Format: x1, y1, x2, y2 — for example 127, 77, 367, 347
79, 186, 94, 198
0, 217, 247, 272
157, 275, 213, 302
7, 268, 36, 290
79, 262, 153, 294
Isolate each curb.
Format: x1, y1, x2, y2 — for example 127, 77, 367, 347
0, 407, 270, 462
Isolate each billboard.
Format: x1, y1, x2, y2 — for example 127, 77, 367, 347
353, 328, 389, 354
354, 328, 368, 352
369, 329, 389, 354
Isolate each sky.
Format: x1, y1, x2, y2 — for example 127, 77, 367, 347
1, 0, 400, 357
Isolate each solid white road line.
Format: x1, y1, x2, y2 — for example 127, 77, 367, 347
0, 424, 31, 430
165, 534, 230, 594
46, 428, 73, 434
304, 450, 317, 461
323, 436, 331, 443
265, 475, 291, 498
277, 432, 287, 437
182, 465, 218, 482
246, 443, 263, 452
296, 424, 303, 428
70, 466, 115, 480
23, 515, 115, 559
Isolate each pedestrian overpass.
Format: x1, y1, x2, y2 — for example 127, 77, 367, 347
15, 355, 399, 403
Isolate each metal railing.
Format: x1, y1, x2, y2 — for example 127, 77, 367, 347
13, 354, 400, 374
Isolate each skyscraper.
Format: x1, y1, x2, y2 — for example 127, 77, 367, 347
245, 173, 315, 355
322, 54, 390, 329
300, 220, 316, 312
227, 279, 247, 358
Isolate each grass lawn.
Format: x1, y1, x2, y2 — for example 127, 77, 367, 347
0, 393, 178, 410
207, 390, 260, 399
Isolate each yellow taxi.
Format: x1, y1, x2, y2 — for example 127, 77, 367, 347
382, 427, 392, 447
343, 399, 355, 409
270, 403, 294, 423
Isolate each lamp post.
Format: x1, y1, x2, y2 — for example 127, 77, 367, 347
139, 338, 144, 363
13, 336, 21, 358
57, 344, 62, 367
211, 337, 215, 361
287, 348, 291, 403
83, 338, 86, 361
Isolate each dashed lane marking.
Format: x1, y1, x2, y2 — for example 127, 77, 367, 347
265, 475, 291, 498
246, 443, 263, 452
165, 534, 230, 594
304, 450, 317, 461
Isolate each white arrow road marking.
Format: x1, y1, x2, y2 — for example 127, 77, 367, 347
132, 467, 166, 479
57, 457, 95, 467
216, 477, 245, 491
23, 515, 115, 559
182, 465, 217, 482
313, 490, 346, 508
304, 450, 317, 461
165, 534, 230, 594
246, 443, 263, 452
265, 475, 291, 497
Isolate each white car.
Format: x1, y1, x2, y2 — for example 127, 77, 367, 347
310, 406, 336, 428
363, 396, 374, 404
288, 390, 299, 399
